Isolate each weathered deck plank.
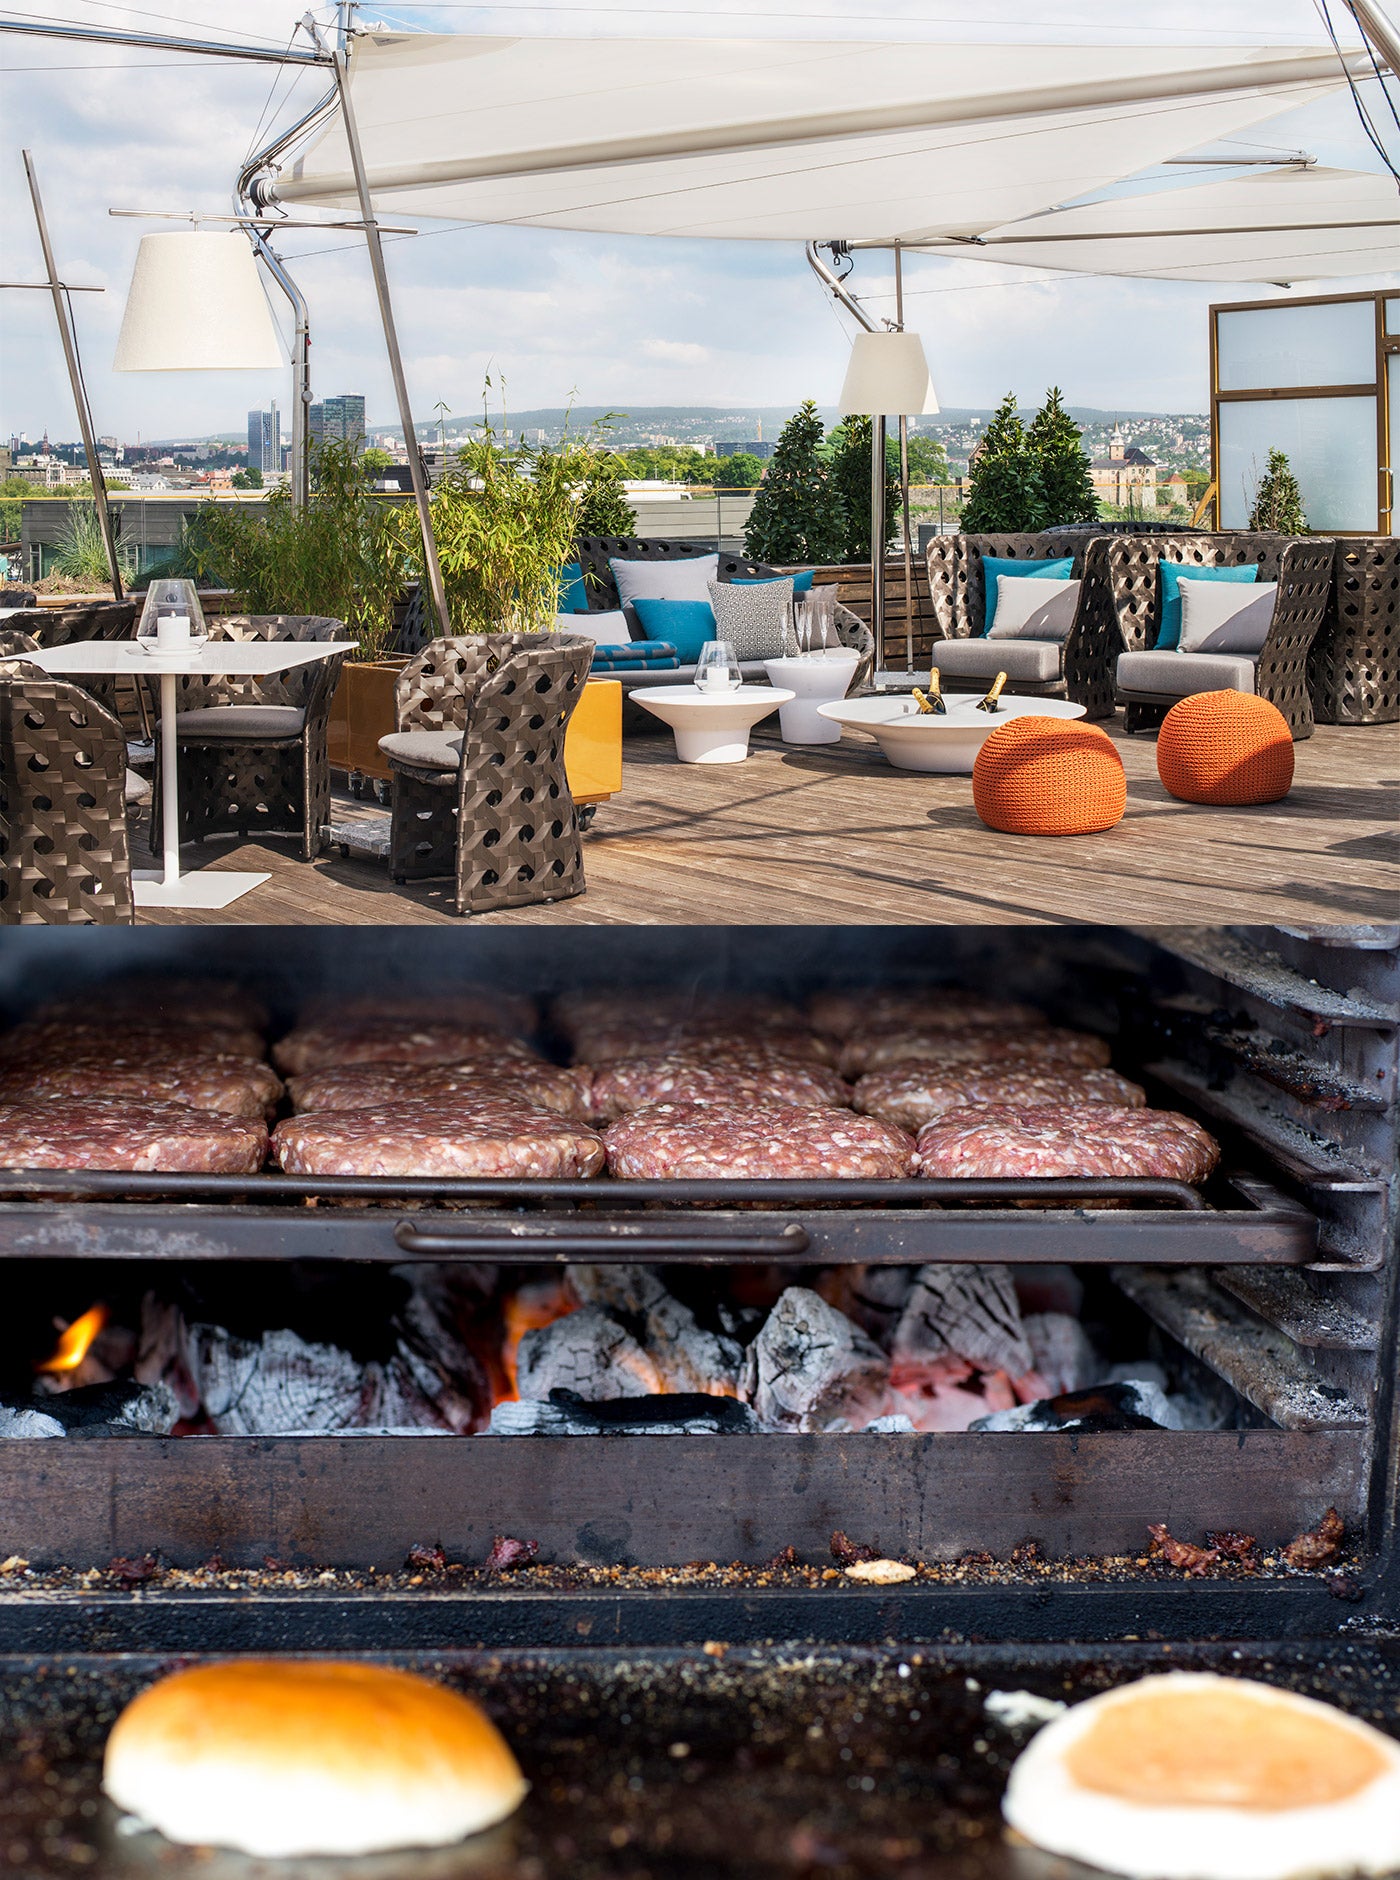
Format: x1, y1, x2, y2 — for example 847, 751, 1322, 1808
130, 719, 1400, 929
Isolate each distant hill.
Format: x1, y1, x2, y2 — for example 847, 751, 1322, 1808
376, 401, 1200, 437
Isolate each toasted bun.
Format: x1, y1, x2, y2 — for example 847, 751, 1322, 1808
1004, 1672, 1400, 1880
103, 1660, 527, 1857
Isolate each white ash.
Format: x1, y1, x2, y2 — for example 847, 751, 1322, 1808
984, 1690, 1067, 1730
1023, 1312, 1099, 1396
186, 1324, 467, 1436
971, 1379, 1184, 1433
566, 1266, 744, 1396
740, 1286, 890, 1433
517, 1305, 666, 1400
864, 1414, 917, 1434
106, 1380, 180, 1435
489, 1397, 760, 1436
891, 1265, 1033, 1378
0, 1406, 66, 1439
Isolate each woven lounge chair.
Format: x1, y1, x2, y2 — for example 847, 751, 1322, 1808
379, 630, 594, 917
1, 598, 143, 732
1101, 534, 1335, 739
147, 615, 348, 863
0, 672, 134, 925
1308, 539, 1399, 726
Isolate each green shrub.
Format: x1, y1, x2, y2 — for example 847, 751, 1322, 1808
960, 393, 1044, 533
743, 400, 845, 565
1248, 449, 1306, 533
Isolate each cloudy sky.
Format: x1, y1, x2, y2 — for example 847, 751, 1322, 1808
2, 0, 1396, 441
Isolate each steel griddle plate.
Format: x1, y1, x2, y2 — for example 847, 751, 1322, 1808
2, 1640, 1397, 1879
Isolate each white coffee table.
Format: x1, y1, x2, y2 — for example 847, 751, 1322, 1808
761, 649, 860, 744
816, 692, 1087, 774
30, 637, 356, 909
630, 683, 795, 763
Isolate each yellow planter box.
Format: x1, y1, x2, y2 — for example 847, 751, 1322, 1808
565, 678, 623, 805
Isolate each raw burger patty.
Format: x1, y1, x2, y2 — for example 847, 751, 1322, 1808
589, 1051, 851, 1123
838, 1024, 1111, 1080
854, 1065, 1145, 1134
579, 1023, 835, 1068
288, 1059, 591, 1120
914, 1104, 1219, 1185
273, 1099, 605, 1178
0, 1018, 266, 1066
604, 1101, 915, 1180
273, 1020, 541, 1077
0, 1056, 283, 1120
0, 1098, 268, 1174
809, 989, 1048, 1039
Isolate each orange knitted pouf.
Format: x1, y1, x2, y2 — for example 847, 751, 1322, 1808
972, 717, 1126, 836
1156, 691, 1294, 806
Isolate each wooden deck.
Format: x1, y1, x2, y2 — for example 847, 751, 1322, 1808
131, 718, 1400, 929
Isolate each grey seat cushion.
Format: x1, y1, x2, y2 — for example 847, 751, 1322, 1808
175, 705, 306, 741
928, 638, 1063, 683
124, 769, 151, 805
378, 727, 463, 771
1116, 650, 1258, 698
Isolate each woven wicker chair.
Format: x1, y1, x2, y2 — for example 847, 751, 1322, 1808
1308, 539, 1399, 726
0, 587, 37, 608
148, 615, 348, 863
1, 598, 142, 731
1096, 533, 1335, 739
0, 672, 134, 925
924, 532, 1116, 718
379, 630, 594, 916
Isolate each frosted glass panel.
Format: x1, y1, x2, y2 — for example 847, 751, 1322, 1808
1391, 355, 1399, 535
1387, 298, 1400, 336
1218, 397, 1377, 532
1216, 301, 1374, 391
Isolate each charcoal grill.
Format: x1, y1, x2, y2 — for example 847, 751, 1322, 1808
0, 923, 1394, 1650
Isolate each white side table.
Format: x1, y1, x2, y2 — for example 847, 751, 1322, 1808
761, 649, 861, 744
29, 637, 356, 909
630, 683, 795, 763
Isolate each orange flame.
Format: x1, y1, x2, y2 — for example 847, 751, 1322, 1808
35, 1304, 108, 1376
494, 1283, 576, 1405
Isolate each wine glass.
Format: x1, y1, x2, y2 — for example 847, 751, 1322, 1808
695, 640, 742, 692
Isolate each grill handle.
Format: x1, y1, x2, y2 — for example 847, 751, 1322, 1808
392, 1218, 813, 1263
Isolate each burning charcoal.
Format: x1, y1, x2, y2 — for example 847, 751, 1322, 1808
865, 1414, 917, 1433
488, 1392, 760, 1436
830, 1531, 877, 1566
484, 1535, 540, 1573
404, 1543, 447, 1574
971, 1381, 1184, 1434
135, 1293, 202, 1421
892, 1264, 1033, 1375
566, 1267, 743, 1395
741, 1288, 889, 1433
816, 1265, 917, 1346
108, 1553, 159, 1588
1207, 1529, 1259, 1564
1147, 1523, 1221, 1576
0, 1406, 65, 1439
1283, 1506, 1345, 1570
1022, 1313, 1099, 1397
516, 1306, 665, 1401
4, 1380, 179, 1437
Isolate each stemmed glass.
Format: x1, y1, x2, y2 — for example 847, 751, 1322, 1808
696, 640, 742, 692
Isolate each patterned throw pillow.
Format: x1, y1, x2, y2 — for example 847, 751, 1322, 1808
707, 577, 795, 660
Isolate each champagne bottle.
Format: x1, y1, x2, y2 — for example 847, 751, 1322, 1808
925, 666, 947, 714
976, 671, 1008, 714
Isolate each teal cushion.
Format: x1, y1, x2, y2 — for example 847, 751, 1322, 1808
558, 561, 588, 612
1156, 561, 1258, 650
980, 556, 1074, 634
631, 597, 716, 662
733, 569, 816, 595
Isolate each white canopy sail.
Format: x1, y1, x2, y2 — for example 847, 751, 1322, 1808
891, 164, 1400, 282
277, 32, 1357, 250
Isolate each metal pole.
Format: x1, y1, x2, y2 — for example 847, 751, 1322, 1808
894, 242, 914, 674
247, 230, 311, 506
870, 415, 886, 673
22, 150, 123, 601
330, 36, 450, 636
0, 17, 329, 65
1345, 0, 1400, 72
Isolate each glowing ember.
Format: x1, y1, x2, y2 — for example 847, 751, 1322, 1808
496, 1283, 576, 1404
35, 1304, 108, 1376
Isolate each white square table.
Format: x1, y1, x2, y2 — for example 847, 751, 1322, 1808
28, 637, 357, 910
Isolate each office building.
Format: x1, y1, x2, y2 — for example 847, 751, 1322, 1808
308, 394, 367, 451
246, 404, 281, 475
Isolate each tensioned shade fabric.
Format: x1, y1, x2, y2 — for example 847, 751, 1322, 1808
890, 165, 1400, 282
278, 33, 1353, 245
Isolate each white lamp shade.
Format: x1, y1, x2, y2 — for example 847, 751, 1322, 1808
837, 330, 939, 417
114, 232, 284, 371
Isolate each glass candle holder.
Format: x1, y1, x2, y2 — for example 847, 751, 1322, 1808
696, 640, 742, 691
137, 578, 207, 648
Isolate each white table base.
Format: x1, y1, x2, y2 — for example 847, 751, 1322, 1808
762, 651, 860, 744
630, 683, 794, 764
134, 869, 272, 910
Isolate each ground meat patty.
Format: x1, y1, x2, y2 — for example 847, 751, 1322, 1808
604, 1101, 915, 1180
36, 976, 269, 1034
838, 1024, 1111, 1080
287, 1059, 591, 1120
0, 1056, 283, 1120
579, 1022, 835, 1068
809, 989, 1048, 1040
0, 1018, 267, 1067
0, 1098, 268, 1174
914, 1104, 1220, 1185
854, 1065, 1145, 1134
589, 1051, 851, 1123
272, 1020, 541, 1077
272, 1099, 605, 1178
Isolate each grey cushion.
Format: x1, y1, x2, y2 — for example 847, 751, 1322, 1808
124, 769, 151, 805
610, 553, 718, 610
928, 638, 1063, 683
378, 728, 463, 770
555, 608, 635, 646
1177, 579, 1277, 655
707, 577, 794, 660
1116, 650, 1258, 698
987, 576, 1080, 643
175, 705, 305, 741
